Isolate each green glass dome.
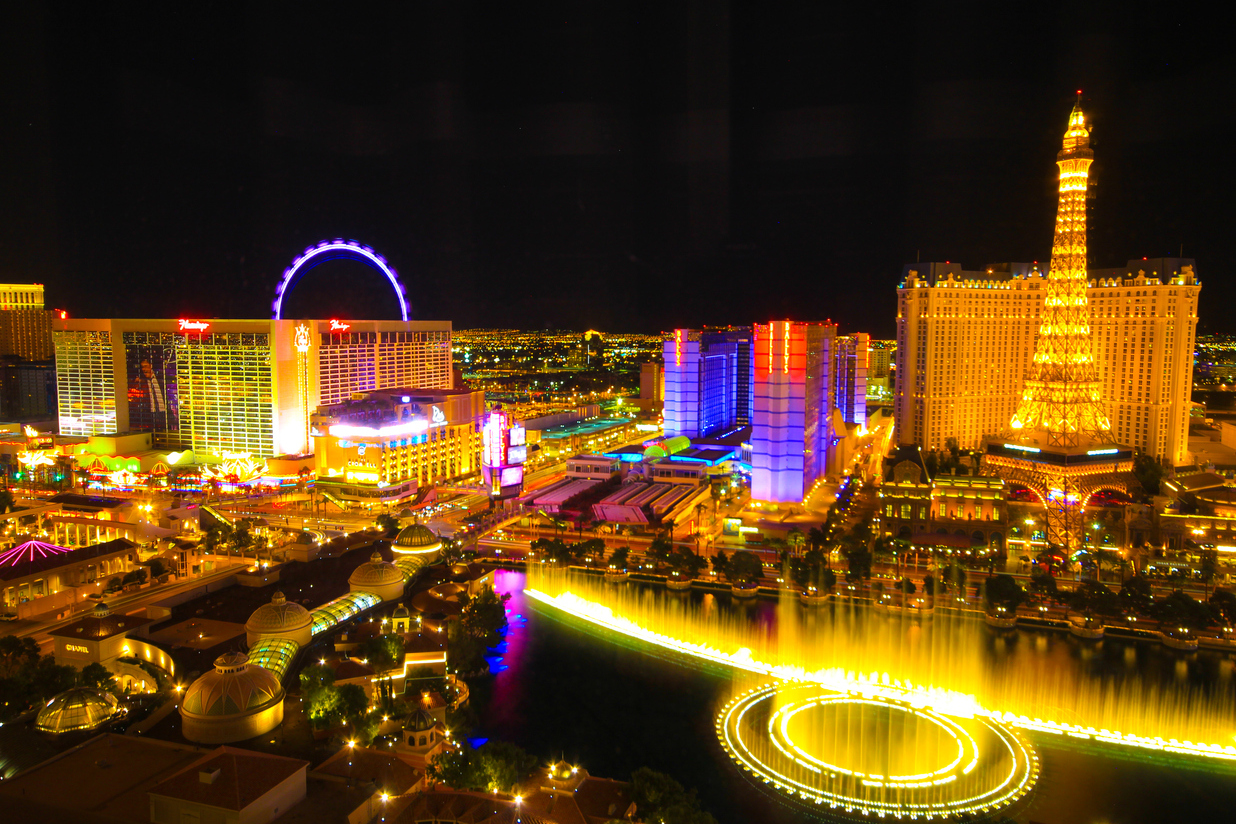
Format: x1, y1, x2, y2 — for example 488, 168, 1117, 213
394, 523, 442, 550
35, 687, 118, 734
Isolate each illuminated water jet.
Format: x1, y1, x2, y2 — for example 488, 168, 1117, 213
525, 578, 1236, 764
718, 682, 1038, 819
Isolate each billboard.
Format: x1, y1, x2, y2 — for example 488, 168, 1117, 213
125, 341, 179, 437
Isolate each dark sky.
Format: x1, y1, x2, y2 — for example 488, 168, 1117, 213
3, 3, 1233, 338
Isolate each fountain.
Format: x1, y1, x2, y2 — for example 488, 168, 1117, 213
524, 567, 1236, 819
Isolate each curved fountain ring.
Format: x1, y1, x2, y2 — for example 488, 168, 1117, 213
718, 682, 1039, 820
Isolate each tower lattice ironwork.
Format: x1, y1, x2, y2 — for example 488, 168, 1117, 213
985, 101, 1132, 553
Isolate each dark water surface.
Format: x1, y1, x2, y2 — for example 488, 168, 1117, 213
468, 571, 1236, 823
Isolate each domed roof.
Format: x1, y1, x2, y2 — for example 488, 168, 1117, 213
405, 707, 438, 733
93, 601, 112, 618
349, 551, 404, 587
392, 603, 410, 618
245, 591, 312, 635
394, 523, 442, 550
181, 652, 283, 718
35, 687, 118, 734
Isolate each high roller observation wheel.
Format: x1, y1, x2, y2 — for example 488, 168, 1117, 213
272, 239, 409, 321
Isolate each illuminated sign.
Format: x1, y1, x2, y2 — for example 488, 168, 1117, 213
510, 424, 525, 447
331, 420, 428, 438
23, 424, 38, 438
330, 319, 351, 331
178, 319, 210, 331
1086, 448, 1119, 456
500, 466, 524, 487
17, 450, 56, 467
1006, 444, 1041, 453
483, 410, 508, 469
508, 445, 527, 464
294, 323, 311, 352
431, 406, 447, 426
65, 644, 89, 654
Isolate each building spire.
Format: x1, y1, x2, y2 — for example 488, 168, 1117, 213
1004, 102, 1112, 448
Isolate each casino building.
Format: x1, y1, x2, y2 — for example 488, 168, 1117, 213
311, 388, 486, 503
52, 318, 452, 460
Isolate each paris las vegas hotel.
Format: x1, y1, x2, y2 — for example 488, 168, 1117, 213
895, 256, 1200, 464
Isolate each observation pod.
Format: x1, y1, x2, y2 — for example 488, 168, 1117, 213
180, 652, 284, 744
245, 590, 313, 647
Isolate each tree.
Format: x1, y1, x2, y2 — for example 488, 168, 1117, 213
984, 574, 1026, 612
336, 683, 370, 721
438, 536, 464, 565
898, 577, 917, 595
575, 537, 606, 565
669, 547, 708, 578
461, 585, 511, 641
630, 767, 718, 824
1071, 580, 1120, 619
725, 550, 762, 586
121, 568, 148, 587
147, 558, 169, 579
360, 633, 405, 701
843, 542, 872, 583
945, 562, 968, 597
1209, 588, 1236, 627
1028, 569, 1057, 604
0, 636, 40, 680
711, 551, 729, 577
1200, 546, 1220, 599
1156, 589, 1211, 631
427, 747, 481, 790
375, 513, 400, 535
1119, 574, 1155, 616
229, 524, 253, 556
608, 546, 630, 570
79, 662, 116, 692
786, 527, 806, 558
647, 534, 675, 567
0, 487, 13, 514
476, 741, 538, 793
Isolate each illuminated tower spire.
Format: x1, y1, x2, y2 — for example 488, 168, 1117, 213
985, 100, 1131, 554
1005, 101, 1113, 448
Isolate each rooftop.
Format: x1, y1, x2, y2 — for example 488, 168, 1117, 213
1, 538, 139, 582
0, 733, 205, 824
47, 602, 150, 639
149, 747, 308, 811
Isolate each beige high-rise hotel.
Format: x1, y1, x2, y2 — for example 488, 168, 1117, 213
894, 258, 1199, 464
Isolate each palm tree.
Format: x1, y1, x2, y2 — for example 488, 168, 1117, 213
787, 527, 806, 558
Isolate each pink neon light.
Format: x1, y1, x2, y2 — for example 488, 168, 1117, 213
330, 319, 351, 331
178, 319, 210, 331
0, 539, 72, 567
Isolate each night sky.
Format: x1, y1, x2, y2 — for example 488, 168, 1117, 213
3, 3, 1233, 338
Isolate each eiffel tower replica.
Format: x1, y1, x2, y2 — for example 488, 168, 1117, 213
984, 100, 1133, 553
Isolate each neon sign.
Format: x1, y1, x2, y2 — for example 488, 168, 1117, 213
330, 420, 428, 438
65, 644, 89, 654
431, 406, 446, 426
329, 319, 351, 331
178, 319, 210, 331
294, 324, 311, 352
273, 240, 409, 321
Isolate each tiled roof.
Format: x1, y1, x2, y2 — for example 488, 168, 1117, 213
149, 748, 307, 811
48, 608, 150, 640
